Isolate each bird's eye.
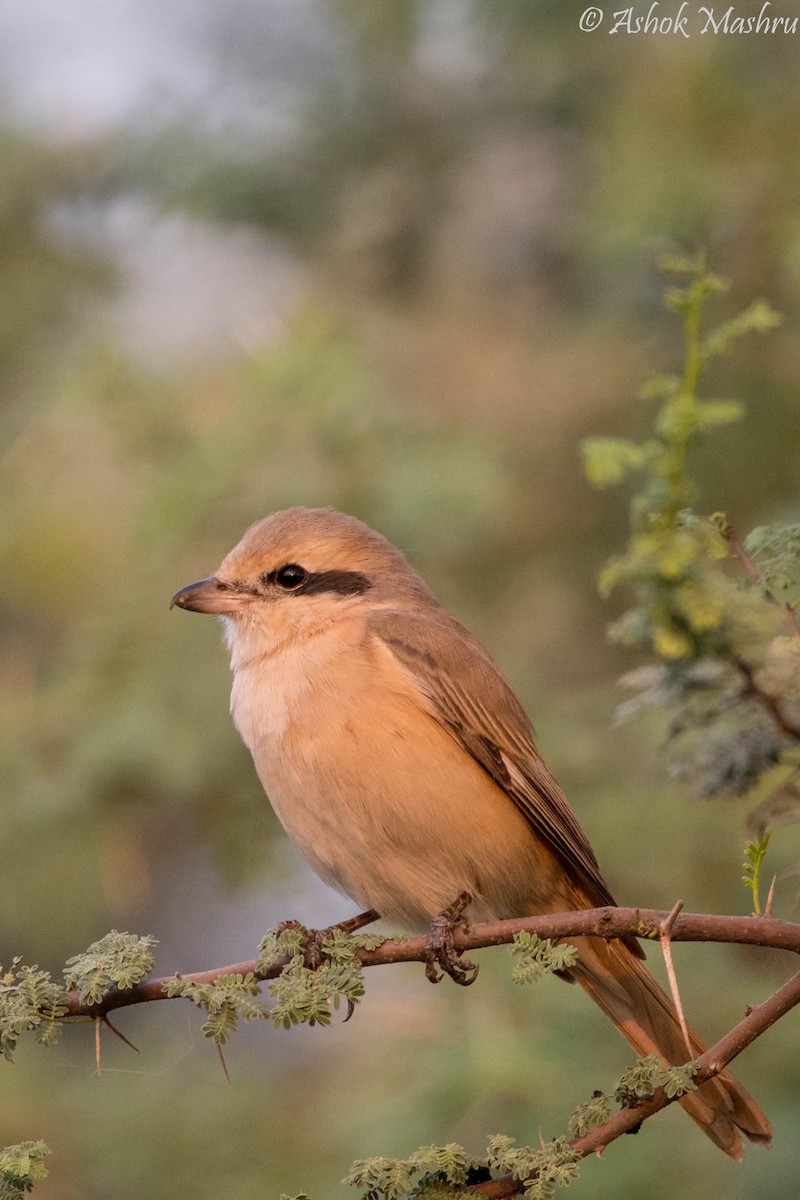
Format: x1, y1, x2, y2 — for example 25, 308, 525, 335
273, 563, 308, 590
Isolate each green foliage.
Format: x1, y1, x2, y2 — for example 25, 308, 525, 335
0, 1142, 50, 1198
257, 926, 385, 975
274, 927, 382, 1028
613, 1055, 696, 1105
166, 972, 266, 1045
339, 1053, 702, 1200
510, 933, 578, 984
585, 256, 777, 662
351, 933, 387, 952
582, 255, 781, 664
567, 1091, 611, 1137
343, 1155, 419, 1200
0, 932, 157, 1061
744, 524, 800, 608
486, 1135, 581, 1200
581, 438, 645, 488
661, 1064, 699, 1099
266, 924, 383, 1029
256, 925, 309, 972
343, 1135, 580, 1200
63, 931, 157, 1006
0, 963, 68, 1062
268, 955, 363, 1030
409, 1145, 472, 1188
583, 258, 800, 817
168, 926, 384, 1043
2, 921, 385, 1061
686, 680, 793, 804
743, 833, 771, 916
0, 933, 156, 1061
614, 1055, 667, 1104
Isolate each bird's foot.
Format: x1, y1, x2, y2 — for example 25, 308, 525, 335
276, 909, 380, 970
424, 892, 479, 986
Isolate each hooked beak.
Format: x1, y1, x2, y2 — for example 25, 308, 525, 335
170, 576, 251, 615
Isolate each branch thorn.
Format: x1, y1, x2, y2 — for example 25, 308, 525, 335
216, 1042, 231, 1084
102, 1014, 140, 1054
764, 872, 778, 918
658, 900, 693, 1058
94, 1016, 102, 1076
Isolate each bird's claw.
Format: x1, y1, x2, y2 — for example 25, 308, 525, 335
424, 891, 479, 986
273, 919, 329, 968
276, 909, 380, 970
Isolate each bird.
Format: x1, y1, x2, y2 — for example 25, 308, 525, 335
171, 505, 771, 1159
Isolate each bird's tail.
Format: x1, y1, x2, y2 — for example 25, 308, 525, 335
570, 934, 772, 1159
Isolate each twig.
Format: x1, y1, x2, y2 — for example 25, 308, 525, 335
56, 904, 800, 1195
722, 524, 763, 588
64, 907, 800, 1020
734, 655, 800, 740
94, 1016, 102, 1076
337, 908, 381, 935
658, 899, 693, 1058
474, 964, 800, 1197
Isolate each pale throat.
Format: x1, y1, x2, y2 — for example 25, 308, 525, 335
223, 609, 356, 757
220, 610, 292, 671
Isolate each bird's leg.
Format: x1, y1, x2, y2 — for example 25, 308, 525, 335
336, 908, 382, 937
425, 891, 479, 986
276, 909, 381, 969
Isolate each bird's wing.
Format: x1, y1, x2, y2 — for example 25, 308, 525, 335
370, 607, 622, 914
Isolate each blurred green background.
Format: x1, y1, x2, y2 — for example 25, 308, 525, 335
2, 2, 799, 1196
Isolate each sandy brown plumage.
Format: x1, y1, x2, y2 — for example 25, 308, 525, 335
171, 506, 772, 1160
370, 605, 771, 1159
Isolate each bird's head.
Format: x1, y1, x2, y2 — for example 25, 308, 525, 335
170, 507, 435, 659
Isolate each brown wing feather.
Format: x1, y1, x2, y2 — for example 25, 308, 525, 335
370, 609, 770, 1153
369, 607, 628, 918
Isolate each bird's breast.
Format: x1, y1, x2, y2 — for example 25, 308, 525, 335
229, 623, 372, 828
228, 623, 560, 929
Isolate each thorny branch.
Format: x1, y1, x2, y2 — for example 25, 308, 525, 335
55, 905, 800, 1188
63, 906, 800, 1020
474, 963, 800, 1197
